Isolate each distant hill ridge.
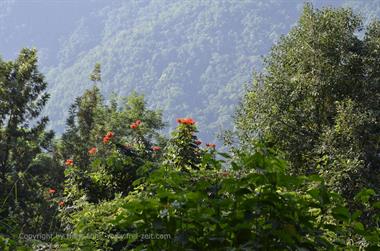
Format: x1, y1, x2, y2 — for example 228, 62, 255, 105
0, 0, 379, 142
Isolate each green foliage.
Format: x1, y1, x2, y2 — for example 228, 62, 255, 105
58, 75, 166, 234
0, 235, 30, 251
60, 85, 104, 170
89, 63, 101, 83
164, 118, 202, 171
0, 49, 61, 243
60, 86, 165, 170
57, 143, 380, 250
1, 3, 380, 250
235, 5, 380, 201
55, 113, 380, 250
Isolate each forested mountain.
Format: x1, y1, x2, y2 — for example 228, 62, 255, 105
0, 0, 379, 142
1, 3, 380, 250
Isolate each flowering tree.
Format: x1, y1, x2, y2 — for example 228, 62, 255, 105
57, 64, 165, 206
163, 118, 202, 171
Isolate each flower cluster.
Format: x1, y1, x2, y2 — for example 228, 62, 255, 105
206, 143, 216, 149
130, 119, 141, 129
195, 140, 202, 145
48, 188, 56, 194
103, 131, 114, 144
88, 147, 97, 155
152, 146, 161, 151
176, 118, 195, 125
65, 159, 74, 166
47, 188, 64, 207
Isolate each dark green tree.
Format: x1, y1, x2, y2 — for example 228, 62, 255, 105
0, 49, 58, 236
60, 85, 103, 170
235, 5, 380, 199
89, 62, 101, 84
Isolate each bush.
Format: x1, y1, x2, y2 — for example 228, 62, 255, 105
57, 136, 380, 250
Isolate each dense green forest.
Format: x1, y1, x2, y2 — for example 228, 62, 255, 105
1, 3, 380, 251
1, 0, 380, 143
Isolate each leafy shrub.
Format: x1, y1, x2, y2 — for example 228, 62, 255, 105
56, 123, 380, 250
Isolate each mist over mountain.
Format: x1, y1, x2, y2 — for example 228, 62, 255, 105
1, 0, 379, 142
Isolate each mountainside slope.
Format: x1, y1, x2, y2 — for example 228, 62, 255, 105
1, 0, 379, 142
45, 0, 302, 141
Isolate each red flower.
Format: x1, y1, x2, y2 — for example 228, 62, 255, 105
130, 120, 142, 129
152, 146, 161, 151
176, 118, 195, 125
58, 201, 65, 207
48, 188, 56, 194
103, 131, 114, 144
206, 143, 216, 149
88, 147, 97, 155
65, 159, 74, 166
185, 118, 195, 125
195, 140, 202, 145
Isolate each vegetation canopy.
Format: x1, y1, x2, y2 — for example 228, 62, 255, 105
0, 4, 379, 251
